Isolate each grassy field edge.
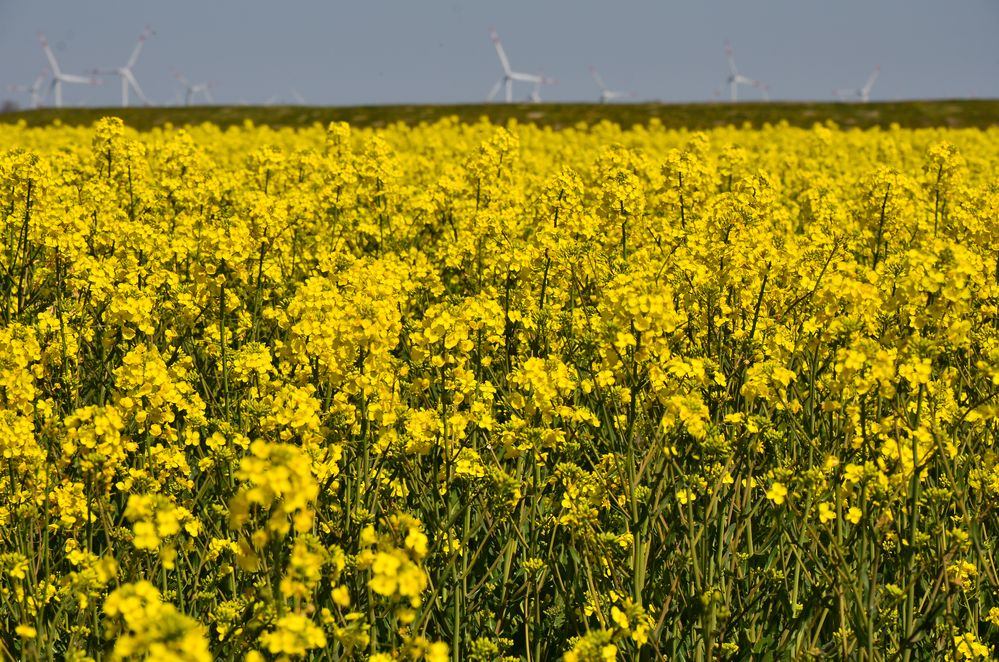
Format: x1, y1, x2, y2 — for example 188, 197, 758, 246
1, 99, 997, 131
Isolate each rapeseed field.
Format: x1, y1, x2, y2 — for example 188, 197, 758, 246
2, 116, 999, 660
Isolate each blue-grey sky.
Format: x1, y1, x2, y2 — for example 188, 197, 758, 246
1, 0, 996, 108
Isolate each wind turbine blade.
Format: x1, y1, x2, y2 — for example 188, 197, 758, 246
862, 66, 880, 95
126, 30, 149, 69
725, 41, 738, 76
123, 70, 150, 105
487, 78, 503, 101
510, 72, 543, 83
60, 74, 97, 85
490, 30, 512, 75
589, 66, 607, 92
530, 78, 542, 103
38, 34, 62, 76
32, 83, 46, 108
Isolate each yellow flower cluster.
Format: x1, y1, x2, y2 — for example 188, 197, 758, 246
357, 513, 431, 610
103, 581, 211, 662
229, 439, 319, 545
2, 115, 999, 659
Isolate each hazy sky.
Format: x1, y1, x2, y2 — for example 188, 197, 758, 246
0, 1, 996, 108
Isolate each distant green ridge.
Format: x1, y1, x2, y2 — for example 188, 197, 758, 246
2, 100, 997, 131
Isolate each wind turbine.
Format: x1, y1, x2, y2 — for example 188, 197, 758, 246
723, 41, 767, 102
38, 33, 99, 108
856, 66, 880, 102
7, 70, 48, 109
94, 27, 154, 107
589, 66, 632, 103
834, 66, 880, 102
265, 89, 307, 106
487, 30, 553, 103
173, 70, 214, 106
527, 71, 556, 103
